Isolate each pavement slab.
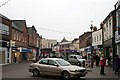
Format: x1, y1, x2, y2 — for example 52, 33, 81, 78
85, 66, 120, 79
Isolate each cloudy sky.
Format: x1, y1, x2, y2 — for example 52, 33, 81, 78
0, 0, 118, 42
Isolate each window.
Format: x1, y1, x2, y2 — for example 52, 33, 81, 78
17, 33, 19, 41
25, 37, 26, 43
74, 56, 77, 59
100, 35, 101, 41
94, 37, 96, 42
1, 24, 9, 35
39, 59, 48, 64
14, 31, 16, 40
48, 60, 56, 65
19, 33, 20, 41
97, 36, 98, 41
70, 56, 73, 58
109, 19, 111, 38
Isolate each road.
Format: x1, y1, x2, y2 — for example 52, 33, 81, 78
2, 61, 61, 80
1, 61, 119, 80
2, 61, 86, 80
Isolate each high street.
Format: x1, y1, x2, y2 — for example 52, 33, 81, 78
1, 61, 120, 80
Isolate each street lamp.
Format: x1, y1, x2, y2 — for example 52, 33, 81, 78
90, 21, 93, 68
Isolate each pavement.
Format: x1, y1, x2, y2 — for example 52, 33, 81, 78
85, 65, 120, 79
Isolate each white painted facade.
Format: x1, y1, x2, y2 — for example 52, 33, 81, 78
41, 38, 57, 49
103, 16, 113, 42
92, 29, 103, 46
70, 39, 79, 50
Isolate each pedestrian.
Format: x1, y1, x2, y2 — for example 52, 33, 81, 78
91, 55, 94, 68
113, 55, 120, 75
83, 55, 87, 60
100, 55, 106, 75
95, 55, 100, 66
108, 55, 112, 66
87, 54, 91, 68
19, 54, 22, 63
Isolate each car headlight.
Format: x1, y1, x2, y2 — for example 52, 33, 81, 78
70, 70, 79, 72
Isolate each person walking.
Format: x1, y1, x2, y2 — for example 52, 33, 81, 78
113, 55, 120, 75
96, 55, 100, 66
100, 55, 106, 75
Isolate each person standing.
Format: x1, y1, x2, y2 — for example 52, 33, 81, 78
113, 55, 120, 74
100, 55, 106, 75
96, 55, 100, 66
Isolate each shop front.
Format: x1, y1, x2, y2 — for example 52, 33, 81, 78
0, 41, 10, 65
104, 39, 113, 66
79, 48, 86, 56
115, 31, 120, 57
115, 1, 120, 57
93, 45, 103, 56
0, 48, 7, 64
11, 47, 30, 63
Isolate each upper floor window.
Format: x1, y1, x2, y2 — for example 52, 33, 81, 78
0, 23, 9, 35
97, 36, 98, 41
100, 35, 101, 41
19, 33, 21, 41
94, 37, 96, 42
17, 33, 19, 41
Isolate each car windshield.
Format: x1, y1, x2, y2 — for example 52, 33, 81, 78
56, 59, 71, 66
76, 55, 82, 59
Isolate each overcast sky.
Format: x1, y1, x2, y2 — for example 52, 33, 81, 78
0, 0, 118, 42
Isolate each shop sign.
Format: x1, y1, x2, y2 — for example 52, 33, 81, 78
10, 40, 15, 46
17, 47, 22, 52
21, 48, 28, 52
28, 48, 32, 52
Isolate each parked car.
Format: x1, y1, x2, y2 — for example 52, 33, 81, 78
29, 58, 87, 79
68, 55, 86, 66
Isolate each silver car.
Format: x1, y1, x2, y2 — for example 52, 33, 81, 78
29, 58, 87, 79
68, 55, 86, 66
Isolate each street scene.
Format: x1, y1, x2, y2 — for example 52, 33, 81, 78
1, 61, 120, 80
0, 0, 120, 80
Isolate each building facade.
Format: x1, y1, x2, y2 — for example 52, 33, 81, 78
92, 28, 103, 55
58, 37, 72, 58
70, 38, 80, 54
41, 38, 57, 57
102, 10, 116, 65
27, 26, 41, 61
79, 32, 92, 56
115, 1, 120, 57
0, 14, 11, 64
10, 20, 28, 63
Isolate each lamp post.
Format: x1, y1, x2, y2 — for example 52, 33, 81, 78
90, 21, 93, 68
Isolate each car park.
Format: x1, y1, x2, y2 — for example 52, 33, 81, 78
29, 58, 87, 79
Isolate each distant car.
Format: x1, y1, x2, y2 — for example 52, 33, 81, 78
68, 55, 86, 66
29, 58, 87, 79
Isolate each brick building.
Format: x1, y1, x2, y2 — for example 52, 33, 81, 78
27, 25, 42, 61
79, 32, 92, 56
10, 20, 28, 63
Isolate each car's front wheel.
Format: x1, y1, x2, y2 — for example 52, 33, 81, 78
61, 71, 70, 80
33, 69, 40, 77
